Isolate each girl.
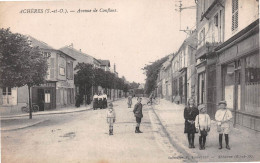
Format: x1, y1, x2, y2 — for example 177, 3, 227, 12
195, 104, 211, 150
184, 98, 199, 148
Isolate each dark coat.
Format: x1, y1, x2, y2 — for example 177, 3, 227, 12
133, 103, 143, 118
184, 106, 199, 133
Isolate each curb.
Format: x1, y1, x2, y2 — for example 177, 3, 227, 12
0, 107, 91, 120
0, 98, 125, 120
1, 119, 48, 132
151, 105, 198, 162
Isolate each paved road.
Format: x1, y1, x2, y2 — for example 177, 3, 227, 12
2, 98, 182, 163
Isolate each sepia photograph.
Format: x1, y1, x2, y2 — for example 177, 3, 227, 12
0, 0, 259, 162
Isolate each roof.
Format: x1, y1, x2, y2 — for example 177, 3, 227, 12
98, 59, 111, 67
59, 46, 94, 65
27, 36, 75, 60
27, 35, 54, 50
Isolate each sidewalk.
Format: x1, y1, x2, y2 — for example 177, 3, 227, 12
0, 98, 124, 131
152, 99, 260, 162
0, 98, 121, 119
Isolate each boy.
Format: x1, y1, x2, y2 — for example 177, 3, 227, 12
133, 97, 143, 133
195, 104, 211, 150
215, 101, 232, 150
107, 103, 116, 135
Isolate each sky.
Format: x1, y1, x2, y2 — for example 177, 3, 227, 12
0, 0, 196, 83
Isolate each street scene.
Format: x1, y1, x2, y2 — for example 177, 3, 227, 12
0, 0, 260, 162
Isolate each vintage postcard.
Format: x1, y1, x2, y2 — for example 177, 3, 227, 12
0, 0, 259, 162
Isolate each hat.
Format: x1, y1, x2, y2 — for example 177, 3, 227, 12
198, 104, 206, 111
218, 100, 227, 105
108, 103, 113, 107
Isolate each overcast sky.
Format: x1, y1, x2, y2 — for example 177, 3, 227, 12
0, 0, 196, 83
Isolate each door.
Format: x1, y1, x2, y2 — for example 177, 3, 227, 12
44, 89, 51, 110
38, 89, 45, 111
207, 65, 217, 118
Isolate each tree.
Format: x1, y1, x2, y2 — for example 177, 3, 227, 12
74, 63, 94, 105
0, 28, 48, 119
143, 55, 169, 95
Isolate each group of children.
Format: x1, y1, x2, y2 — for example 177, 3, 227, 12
106, 96, 144, 135
93, 92, 108, 110
184, 98, 232, 150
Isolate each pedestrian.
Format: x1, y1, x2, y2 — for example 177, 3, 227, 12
147, 92, 154, 105
98, 92, 103, 109
103, 93, 108, 109
133, 97, 143, 133
93, 93, 98, 110
195, 104, 211, 150
184, 98, 199, 148
106, 103, 116, 135
127, 94, 133, 108
215, 100, 232, 150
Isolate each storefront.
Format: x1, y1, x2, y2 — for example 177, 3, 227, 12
32, 81, 56, 111
216, 20, 259, 131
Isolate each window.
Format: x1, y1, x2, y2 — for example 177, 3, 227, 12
45, 90, 50, 103
2, 87, 11, 95
199, 28, 205, 46
59, 67, 65, 76
232, 0, 238, 31
214, 14, 218, 27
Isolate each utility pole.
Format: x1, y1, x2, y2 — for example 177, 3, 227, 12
175, 0, 196, 35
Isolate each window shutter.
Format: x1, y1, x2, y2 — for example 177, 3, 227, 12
232, 0, 238, 31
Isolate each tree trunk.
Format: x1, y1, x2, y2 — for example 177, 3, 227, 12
28, 85, 32, 119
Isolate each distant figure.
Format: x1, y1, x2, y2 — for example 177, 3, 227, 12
107, 103, 116, 135
133, 97, 143, 133
215, 101, 232, 150
127, 94, 133, 108
147, 92, 154, 105
98, 93, 103, 109
93, 93, 98, 110
102, 93, 108, 109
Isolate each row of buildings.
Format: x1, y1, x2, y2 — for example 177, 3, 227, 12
156, 0, 259, 132
0, 36, 123, 115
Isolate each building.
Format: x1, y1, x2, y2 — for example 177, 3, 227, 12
98, 59, 111, 71
195, 0, 225, 117
214, 0, 259, 131
0, 36, 76, 115
59, 46, 101, 100
59, 45, 101, 71
171, 32, 197, 105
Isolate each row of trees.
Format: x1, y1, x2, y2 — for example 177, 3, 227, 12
74, 63, 130, 105
143, 55, 169, 95
0, 28, 48, 119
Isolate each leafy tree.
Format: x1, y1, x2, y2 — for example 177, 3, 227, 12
74, 63, 94, 105
0, 28, 48, 119
143, 55, 169, 95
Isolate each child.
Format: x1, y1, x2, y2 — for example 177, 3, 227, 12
133, 97, 143, 133
184, 98, 199, 148
195, 104, 211, 150
107, 103, 116, 135
215, 100, 232, 150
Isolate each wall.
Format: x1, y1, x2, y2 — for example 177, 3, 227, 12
224, 0, 258, 41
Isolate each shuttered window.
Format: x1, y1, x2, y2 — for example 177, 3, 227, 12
232, 0, 238, 31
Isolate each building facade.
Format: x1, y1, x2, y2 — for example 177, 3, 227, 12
215, 0, 259, 131
0, 37, 76, 115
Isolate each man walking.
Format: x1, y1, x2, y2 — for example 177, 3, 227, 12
133, 97, 143, 133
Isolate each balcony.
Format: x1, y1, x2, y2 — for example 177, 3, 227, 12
195, 42, 220, 59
